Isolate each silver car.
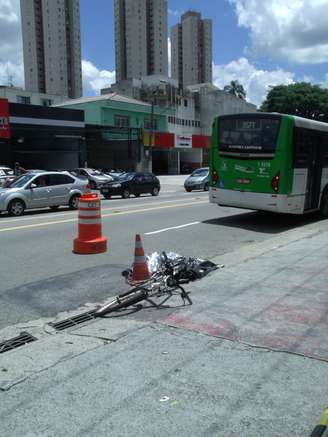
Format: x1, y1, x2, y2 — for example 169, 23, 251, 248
0, 171, 88, 216
184, 167, 209, 192
72, 168, 113, 189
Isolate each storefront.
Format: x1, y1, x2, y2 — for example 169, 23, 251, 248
149, 131, 211, 175
0, 98, 86, 170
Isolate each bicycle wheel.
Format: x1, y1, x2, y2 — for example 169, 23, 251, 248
95, 289, 148, 317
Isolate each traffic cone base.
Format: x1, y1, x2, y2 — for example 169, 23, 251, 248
131, 234, 151, 283
73, 236, 107, 254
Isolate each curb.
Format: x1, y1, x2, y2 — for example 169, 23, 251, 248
211, 218, 328, 268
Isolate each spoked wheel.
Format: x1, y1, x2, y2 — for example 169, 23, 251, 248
122, 189, 130, 199
8, 199, 25, 216
69, 194, 80, 209
151, 187, 159, 196
95, 289, 148, 317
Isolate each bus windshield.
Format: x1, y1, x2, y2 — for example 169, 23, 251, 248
218, 117, 280, 155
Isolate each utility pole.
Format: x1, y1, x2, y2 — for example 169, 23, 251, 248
148, 100, 154, 172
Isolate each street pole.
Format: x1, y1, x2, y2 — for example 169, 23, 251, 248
148, 100, 154, 172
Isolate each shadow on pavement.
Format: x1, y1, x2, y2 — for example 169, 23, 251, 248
202, 211, 323, 234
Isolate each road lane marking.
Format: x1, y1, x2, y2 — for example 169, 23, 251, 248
0, 197, 208, 226
145, 221, 200, 235
0, 200, 208, 233
0, 194, 208, 224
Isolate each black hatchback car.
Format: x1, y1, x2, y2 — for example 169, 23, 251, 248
100, 172, 160, 199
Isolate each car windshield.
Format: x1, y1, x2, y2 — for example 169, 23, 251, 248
118, 172, 135, 180
6, 174, 35, 188
191, 169, 208, 177
90, 169, 105, 176
3, 168, 13, 175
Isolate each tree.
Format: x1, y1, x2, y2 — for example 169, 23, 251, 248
260, 82, 328, 122
223, 80, 246, 100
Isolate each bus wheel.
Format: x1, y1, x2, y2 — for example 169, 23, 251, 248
320, 189, 328, 217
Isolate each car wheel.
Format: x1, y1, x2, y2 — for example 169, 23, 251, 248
151, 187, 159, 196
122, 189, 130, 199
185, 188, 192, 192
320, 188, 328, 217
204, 182, 209, 191
134, 193, 140, 197
49, 205, 60, 211
8, 199, 25, 216
104, 195, 111, 200
69, 194, 80, 209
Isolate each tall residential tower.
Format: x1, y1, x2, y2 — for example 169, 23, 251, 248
20, 0, 82, 98
171, 11, 212, 88
114, 0, 168, 81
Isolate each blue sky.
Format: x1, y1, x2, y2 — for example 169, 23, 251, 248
1, 0, 328, 106
80, 0, 248, 70
79, 0, 328, 105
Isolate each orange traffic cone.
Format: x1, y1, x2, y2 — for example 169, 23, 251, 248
73, 193, 107, 254
131, 234, 151, 283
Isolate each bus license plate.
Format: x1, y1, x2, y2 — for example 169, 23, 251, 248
237, 178, 251, 184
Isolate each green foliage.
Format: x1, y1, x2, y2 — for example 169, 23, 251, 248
260, 82, 328, 122
223, 80, 246, 100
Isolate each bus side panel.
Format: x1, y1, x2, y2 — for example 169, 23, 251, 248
276, 116, 294, 195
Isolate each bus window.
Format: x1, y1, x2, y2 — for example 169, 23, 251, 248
293, 128, 309, 168
218, 116, 280, 155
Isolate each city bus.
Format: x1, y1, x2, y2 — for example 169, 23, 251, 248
209, 112, 328, 216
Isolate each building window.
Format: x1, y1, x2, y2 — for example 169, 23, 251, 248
114, 115, 130, 128
184, 99, 188, 107
144, 118, 158, 130
16, 95, 31, 104
41, 99, 52, 106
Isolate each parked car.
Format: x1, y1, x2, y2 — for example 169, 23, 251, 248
102, 168, 125, 178
72, 168, 113, 189
0, 171, 88, 216
0, 166, 15, 187
100, 172, 160, 199
184, 167, 209, 192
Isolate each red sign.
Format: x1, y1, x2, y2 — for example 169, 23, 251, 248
154, 132, 174, 148
192, 135, 211, 149
0, 98, 10, 139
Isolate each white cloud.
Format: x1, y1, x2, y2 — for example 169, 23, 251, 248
231, 0, 328, 64
0, 0, 24, 87
168, 9, 183, 17
213, 57, 295, 106
82, 60, 115, 94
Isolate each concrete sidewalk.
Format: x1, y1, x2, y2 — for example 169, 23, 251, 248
1, 219, 328, 436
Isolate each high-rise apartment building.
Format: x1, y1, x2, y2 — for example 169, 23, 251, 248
114, 0, 168, 81
20, 0, 82, 98
171, 11, 212, 88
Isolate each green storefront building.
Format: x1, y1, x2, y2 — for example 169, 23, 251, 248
57, 93, 172, 171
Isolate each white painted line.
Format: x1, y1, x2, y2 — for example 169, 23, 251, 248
145, 221, 200, 235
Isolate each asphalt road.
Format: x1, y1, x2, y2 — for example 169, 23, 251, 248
0, 184, 320, 330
